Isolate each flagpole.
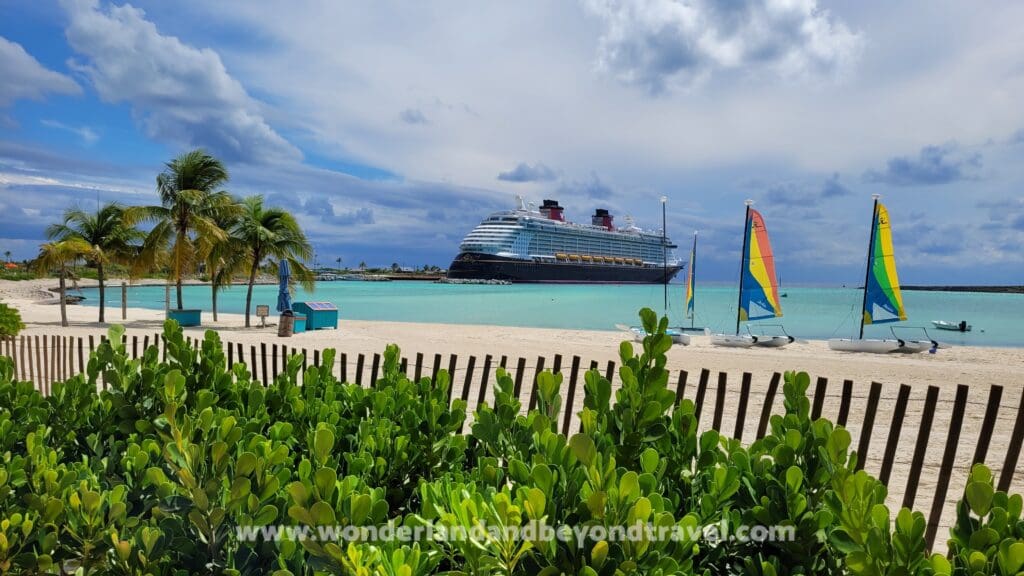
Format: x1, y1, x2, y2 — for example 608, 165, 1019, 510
661, 196, 668, 311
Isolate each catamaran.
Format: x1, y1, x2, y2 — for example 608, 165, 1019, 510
829, 195, 946, 353
710, 200, 794, 348
675, 231, 706, 333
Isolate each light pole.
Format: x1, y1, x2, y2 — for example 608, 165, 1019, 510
660, 196, 668, 311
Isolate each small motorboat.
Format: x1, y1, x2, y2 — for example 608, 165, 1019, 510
932, 320, 971, 332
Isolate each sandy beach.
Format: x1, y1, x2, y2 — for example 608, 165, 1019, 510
3, 278, 1024, 549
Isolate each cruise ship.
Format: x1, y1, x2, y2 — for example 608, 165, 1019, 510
447, 198, 683, 283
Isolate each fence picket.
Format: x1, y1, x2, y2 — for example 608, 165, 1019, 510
513, 357, 526, 400
856, 382, 884, 471
712, 372, 727, 431
999, 388, 1024, 492
675, 370, 688, 407
477, 355, 492, 411
371, 353, 380, 384
903, 386, 940, 508
734, 373, 752, 441
562, 356, 582, 435
694, 368, 710, 423
461, 356, 476, 403
879, 384, 912, 485
528, 356, 546, 411
926, 385, 969, 548
356, 354, 365, 386
414, 353, 423, 381
812, 377, 828, 420
837, 379, 854, 426
973, 385, 1003, 466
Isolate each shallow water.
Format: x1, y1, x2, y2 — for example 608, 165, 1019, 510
80, 281, 1024, 348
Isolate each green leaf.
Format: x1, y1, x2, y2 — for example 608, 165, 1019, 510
966, 480, 994, 517
569, 434, 597, 467
313, 426, 334, 465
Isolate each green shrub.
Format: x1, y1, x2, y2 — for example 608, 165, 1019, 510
0, 303, 23, 337
0, 309, 1021, 575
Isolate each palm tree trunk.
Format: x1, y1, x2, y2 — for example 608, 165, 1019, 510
176, 277, 183, 310
58, 267, 68, 328
97, 262, 106, 323
212, 281, 218, 322
244, 260, 258, 328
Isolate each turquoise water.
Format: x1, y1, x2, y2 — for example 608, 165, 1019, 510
81, 282, 1024, 347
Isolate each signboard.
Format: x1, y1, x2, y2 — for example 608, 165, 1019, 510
256, 305, 270, 327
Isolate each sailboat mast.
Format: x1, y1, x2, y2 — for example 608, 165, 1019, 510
735, 200, 753, 335
690, 231, 697, 329
661, 196, 668, 311
858, 194, 881, 340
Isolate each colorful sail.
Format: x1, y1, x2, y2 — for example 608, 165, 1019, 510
684, 233, 696, 319
739, 209, 783, 321
863, 203, 906, 325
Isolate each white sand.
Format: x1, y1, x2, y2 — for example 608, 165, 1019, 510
3, 278, 1024, 550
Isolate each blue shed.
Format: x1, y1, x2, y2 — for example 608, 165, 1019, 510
292, 302, 338, 330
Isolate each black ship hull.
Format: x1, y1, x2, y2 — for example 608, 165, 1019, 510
447, 253, 682, 284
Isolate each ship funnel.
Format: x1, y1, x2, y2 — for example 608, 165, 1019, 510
539, 199, 565, 221
592, 208, 614, 230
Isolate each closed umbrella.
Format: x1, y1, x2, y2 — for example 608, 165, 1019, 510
277, 259, 292, 313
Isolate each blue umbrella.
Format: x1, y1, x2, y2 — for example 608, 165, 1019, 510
277, 259, 292, 313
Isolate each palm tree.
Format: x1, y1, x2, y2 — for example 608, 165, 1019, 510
3, 251, 10, 263
204, 211, 249, 322
231, 195, 313, 327
132, 149, 236, 310
45, 203, 142, 323
33, 239, 91, 327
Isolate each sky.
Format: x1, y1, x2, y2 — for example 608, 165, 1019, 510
1, 0, 1022, 284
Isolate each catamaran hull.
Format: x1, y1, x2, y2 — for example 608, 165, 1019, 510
630, 328, 690, 346
710, 334, 757, 348
448, 253, 682, 284
828, 339, 941, 354
753, 336, 794, 348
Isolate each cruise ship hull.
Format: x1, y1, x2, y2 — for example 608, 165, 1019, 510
447, 253, 682, 284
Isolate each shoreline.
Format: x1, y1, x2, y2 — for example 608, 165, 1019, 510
3, 278, 1022, 393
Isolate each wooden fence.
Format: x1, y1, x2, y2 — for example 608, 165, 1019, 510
1, 332, 1022, 552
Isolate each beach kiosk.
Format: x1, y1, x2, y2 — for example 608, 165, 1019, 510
293, 301, 338, 330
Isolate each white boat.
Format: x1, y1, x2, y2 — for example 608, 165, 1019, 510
710, 201, 793, 348
827, 196, 947, 354
932, 320, 972, 332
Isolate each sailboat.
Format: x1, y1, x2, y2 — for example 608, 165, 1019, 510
676, 231, 706, 333
710, 200, 793, 348
618, 197, 690, 346
828, 195, 946, 353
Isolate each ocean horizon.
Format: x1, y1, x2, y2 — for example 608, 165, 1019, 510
80, 281, 1024, 348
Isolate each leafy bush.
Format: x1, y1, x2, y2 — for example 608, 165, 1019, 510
0, 308, 1021, 575
0, 303, 24, 337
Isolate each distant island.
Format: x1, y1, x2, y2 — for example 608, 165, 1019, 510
901, 285, 1024, 294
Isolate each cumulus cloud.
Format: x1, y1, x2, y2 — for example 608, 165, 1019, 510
820, 173, 850, 197
761, 174, 851, 207
863, 143, 982, 186
60, 0, 301, 164
557, 172, 614, 199
399, 108, 428, 125
497, 162, 558, 183
582, 0, 862, 93
0, 36, 80, 106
